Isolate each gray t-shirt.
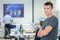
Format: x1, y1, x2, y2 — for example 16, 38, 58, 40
41, 16, 58, 40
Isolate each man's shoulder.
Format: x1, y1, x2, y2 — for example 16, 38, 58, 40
53, 16, 58, 20
50, 16, 58, 21
4, 15, 12, 18
50, 16, 58, 24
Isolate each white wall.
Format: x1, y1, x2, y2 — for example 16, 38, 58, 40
56, 0, 60, 30
34, 0, 47, 23
0, 0, 32, 24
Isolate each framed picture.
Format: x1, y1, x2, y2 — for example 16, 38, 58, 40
3, 4, 24, 17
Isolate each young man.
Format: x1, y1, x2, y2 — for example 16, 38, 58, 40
3, 12, 13, 38
37, 2, 58, 40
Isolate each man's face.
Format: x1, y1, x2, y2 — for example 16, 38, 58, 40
44, 5, 53, 16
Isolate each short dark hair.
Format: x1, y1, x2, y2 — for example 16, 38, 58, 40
6, 12, 10, 14
44, 2, 53, 9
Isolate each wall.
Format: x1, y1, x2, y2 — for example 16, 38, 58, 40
0, 0, 32, 24
0, 0, 32, 37
34, 0, 47, 23
56, 0, 60, 30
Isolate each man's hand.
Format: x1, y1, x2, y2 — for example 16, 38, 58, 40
37, 30, 43, 37
37, 25, 43, 37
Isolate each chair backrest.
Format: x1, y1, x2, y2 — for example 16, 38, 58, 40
10, 25, 16, 29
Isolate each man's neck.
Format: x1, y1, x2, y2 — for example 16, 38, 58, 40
47, 14, 53, 18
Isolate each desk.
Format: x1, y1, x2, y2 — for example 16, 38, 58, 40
23, 33, 35, 40
10, 32, 35, 40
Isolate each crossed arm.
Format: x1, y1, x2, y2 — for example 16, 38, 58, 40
37, 25, 53, 37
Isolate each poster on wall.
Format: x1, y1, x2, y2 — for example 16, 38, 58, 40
3, 4, 24, 17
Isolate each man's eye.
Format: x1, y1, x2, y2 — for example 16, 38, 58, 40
47, 8, 49, 9
44, 8, 46, 9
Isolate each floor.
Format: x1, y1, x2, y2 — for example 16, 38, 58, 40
0, 37, 34, 40
0, 37, 59, 40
